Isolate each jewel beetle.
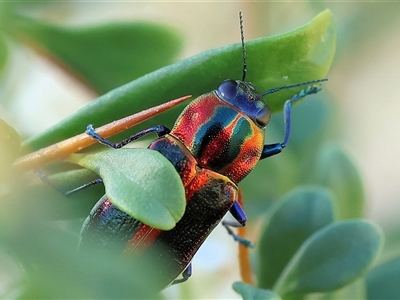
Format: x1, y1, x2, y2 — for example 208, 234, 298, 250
78, 12, 327, 291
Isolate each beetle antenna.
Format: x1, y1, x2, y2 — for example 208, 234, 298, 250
262, 78, 328, 96
239, 11, 247, 81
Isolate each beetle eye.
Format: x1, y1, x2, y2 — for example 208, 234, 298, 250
217, 80, 238, 101
256, 106, 271, 127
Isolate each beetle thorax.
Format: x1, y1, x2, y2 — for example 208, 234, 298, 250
170, 93, 264, 183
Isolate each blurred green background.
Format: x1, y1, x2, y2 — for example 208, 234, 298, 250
1, 2, 400, 299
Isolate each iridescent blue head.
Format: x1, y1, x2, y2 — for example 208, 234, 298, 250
213, 12, 271, 130
215, 79, 271, 129
214, 12, 327, 131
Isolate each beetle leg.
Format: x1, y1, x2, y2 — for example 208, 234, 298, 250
38, 125, 172, 195
35, 169, 64, 194
229, 201, 247, 225
222, 220, 254, 248
64, 178, 103, 195
260, 143, 284, 159
260, 85, 322, 160
86, 124, 171, 149
222, 202, 254, 248
36, 169, 103, 196
171, 263, 192, 285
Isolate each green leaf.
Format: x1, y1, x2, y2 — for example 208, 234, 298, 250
272, 94, 332, 149
11, 16, 182, 94
314, 278, 366, 300
0, 168, 103, 221
68, 149, 185, 230
0, 34, 8, 75
24, 9, 336, 151
257, 187, 335, 289
0, 119, 20, 182
233, 282, 281, 300
380, 223, 400, 262
1, 213, 159, 299
273, 220, 383, 298
365, 256, 400, 300
313, 144, 365, 220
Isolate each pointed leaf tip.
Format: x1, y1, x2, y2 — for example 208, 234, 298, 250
233, 282, 281, 300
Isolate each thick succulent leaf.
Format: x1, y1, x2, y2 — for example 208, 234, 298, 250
0, 119, 20, 182
24, 10, 336, 151
273, 220, 383, 298
0, 211, 160, 299
233, 282, 281, 300
313, 144, 365, 219
365, 256, 400, 300
11, 16, 182, 94
312, 278, 366, 300
257, 187, 335, 289
68, 149, 185, 230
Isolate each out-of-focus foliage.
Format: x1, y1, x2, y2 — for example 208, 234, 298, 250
0, 2, 399, 300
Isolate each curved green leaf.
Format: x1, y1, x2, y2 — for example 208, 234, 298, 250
365, 256, 400, 300
24, 10, 336, 151
68, 149, 185, 230
233, 282, 281, 300
0, 119, 20, 182
313, 144, 365, 219
322, 278, 366, 300
273, 220, 383, 297
257, 187, 335, 289
11, 17, 182, 94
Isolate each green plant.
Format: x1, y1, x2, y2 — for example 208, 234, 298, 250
0, 3, 397, 300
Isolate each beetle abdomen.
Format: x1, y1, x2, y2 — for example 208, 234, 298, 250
79, 196, 142, 254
